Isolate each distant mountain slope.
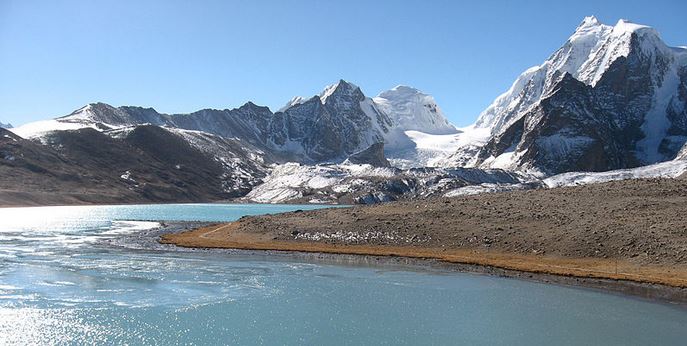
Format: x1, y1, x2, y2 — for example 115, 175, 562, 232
454, 17, 687, 175
0, 122, 11, 129
0, 126, 267, 206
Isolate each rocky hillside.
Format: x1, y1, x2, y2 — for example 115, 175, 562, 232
0, 126, 268, 206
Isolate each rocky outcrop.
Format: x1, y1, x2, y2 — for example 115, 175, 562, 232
345, 143, 391, 167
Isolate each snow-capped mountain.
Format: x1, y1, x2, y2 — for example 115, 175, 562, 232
0, 122, 11, 129
457, 16, 687, 175
373, 85, 467, 168
374, 86, 457, 135
8, 16, 687, 207
281, 83, 464, 168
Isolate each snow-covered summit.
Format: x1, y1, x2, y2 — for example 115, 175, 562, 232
475, 16, 612, 133
465, 16, 687, 175
0, 121, 12, 129
374, 86, 457, 135
474, 16, 679, 135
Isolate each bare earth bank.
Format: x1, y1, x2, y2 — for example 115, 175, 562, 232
161, 178, 687, 303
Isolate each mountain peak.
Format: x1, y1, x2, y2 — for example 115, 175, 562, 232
64, 102, 117, 119
577, 16, 601, 29
320, 79, 361, 104
278, 96, 306, 112
374, 85, 457, 135
240, 101, 268, 110
569, 16, 611, 43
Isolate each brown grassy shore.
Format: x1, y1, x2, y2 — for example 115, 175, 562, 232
161, 178, 687, 300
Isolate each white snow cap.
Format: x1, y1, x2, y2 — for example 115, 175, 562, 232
278, 96, 306, 112
374, 85, 457, 135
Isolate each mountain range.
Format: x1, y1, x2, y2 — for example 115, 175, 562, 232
3, 17, 686, 206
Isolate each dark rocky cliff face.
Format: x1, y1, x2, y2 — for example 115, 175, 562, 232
346, 143, 391, 167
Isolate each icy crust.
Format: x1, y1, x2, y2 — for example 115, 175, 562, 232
543, 160, 687, 188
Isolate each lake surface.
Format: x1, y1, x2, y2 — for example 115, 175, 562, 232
0, 204, 686, 345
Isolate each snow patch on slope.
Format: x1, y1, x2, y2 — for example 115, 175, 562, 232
635, 54, 683, 163
245, 163, 396, 203
278, 96, 306, 112
11, 119, 100, 138
443, 183, 531, 197
543, 159, 687, 188
385, 125, 492, 168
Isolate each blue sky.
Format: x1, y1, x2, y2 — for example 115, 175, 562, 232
1, 0, 685, 127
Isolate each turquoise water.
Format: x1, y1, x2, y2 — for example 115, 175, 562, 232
0, 204, 686, 345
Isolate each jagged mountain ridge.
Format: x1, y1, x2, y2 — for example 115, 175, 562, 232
454, 16, 687, 175
13, 80, 462, 167
14, 80, 403, 165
